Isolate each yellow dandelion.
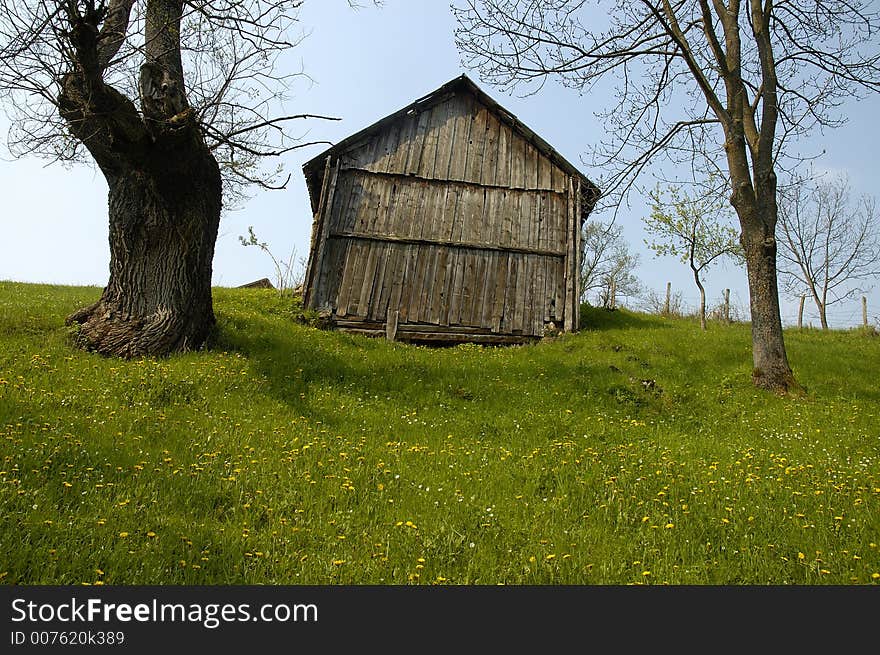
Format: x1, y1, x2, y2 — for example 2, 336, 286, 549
118, 532, 129, 538
665, 523, 674, 529
871, 573, 880, 580
332, 559, 345, 566
545, 554, 556, 561
146, 531, 156, 538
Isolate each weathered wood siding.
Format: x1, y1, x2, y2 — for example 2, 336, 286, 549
307, 92, 580, 340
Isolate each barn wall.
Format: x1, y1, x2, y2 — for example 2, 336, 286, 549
308, 92, 579, 339
337, 93, 568, 192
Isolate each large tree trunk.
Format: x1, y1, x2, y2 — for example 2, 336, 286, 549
740, 211, 797, 391
67, 146, 222, 358
58, 0, 222, 358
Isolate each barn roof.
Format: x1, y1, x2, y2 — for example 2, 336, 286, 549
302, 74, 600, 218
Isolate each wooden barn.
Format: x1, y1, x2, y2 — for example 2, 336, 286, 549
301, 75, 600, 344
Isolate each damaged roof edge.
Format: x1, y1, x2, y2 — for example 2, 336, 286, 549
303, 74, 601, 218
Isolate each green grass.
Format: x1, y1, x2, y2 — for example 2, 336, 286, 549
1, 281, 878, 585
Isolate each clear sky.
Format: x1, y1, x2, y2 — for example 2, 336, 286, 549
1, 1, 878, 328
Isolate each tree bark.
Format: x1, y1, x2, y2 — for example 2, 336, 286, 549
694, 269, 707, 330
67, 146, 222, 358
740, 211, 797, 391
58, 0, 223, 358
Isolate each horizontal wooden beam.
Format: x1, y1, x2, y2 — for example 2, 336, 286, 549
335, 326, 536, 345
328, 231, 566, 259
340, 166, 568, 197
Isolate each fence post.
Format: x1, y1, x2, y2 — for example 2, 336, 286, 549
798, 295, 805, 330
863, 296, 868, 329
664, 282, 671, 316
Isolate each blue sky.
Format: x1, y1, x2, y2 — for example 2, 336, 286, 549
1, 1, 878, 328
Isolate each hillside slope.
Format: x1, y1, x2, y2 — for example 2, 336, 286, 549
1, 282, 878, 584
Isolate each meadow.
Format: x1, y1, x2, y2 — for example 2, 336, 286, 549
1, 281, 878, 585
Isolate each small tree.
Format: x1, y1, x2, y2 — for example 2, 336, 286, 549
777, 173, 880, 329
239, 227, 305, 296
645, 185, 742, 330
581, 221, 641, 308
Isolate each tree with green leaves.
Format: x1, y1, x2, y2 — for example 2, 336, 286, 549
645, 186, 742, 330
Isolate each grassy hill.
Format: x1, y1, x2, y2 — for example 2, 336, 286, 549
1, 281, 878, 584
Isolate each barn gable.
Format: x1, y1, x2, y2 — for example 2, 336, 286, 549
301, 75, 600, 344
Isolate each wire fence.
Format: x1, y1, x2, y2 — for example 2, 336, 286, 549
606, 284, 879, 330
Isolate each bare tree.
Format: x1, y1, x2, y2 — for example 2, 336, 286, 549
581, 220, 641, 305
0, 1, 347, 357
777, 173, 880, 329
645, 184, 742, 330
453, 0, 880, 391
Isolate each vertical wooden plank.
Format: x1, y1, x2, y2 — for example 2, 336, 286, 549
470, 188, 488, 246
533, 255, 546, 335
304, 159, 340, 309
499, 189, 514, 251
534, 192, 545, 252
490, 252, 510, 332
429, 246, 450, 324
319, 237, 347, 312
419, 247, 442, 323
334, 240, 357, 317
510, 132, 525, 189
417, 104, 443, 178
463, 103, 489, 184
550, 164, 566, 193
357, 241, 381, 317
464, 251, 485, 326
512, 253, 526, 333
384, 243, 408, 321
368, 242, 391, 321
517, 192, 533, 251
495, 122, 512, 188
377, 119, 405, 174
444, 185, 462, 241
407, 244, 427, 322
523, 142, 539, 190
432, 98, 457, 180
385, 308, 399, 341
447, 94, 473, 181
423, 183, 447, 249
405, 109, 432, 175
447, 249, 467, 326
441, 248, 459, 326
482, 112, 501, 186
395, 242, 420, 323
538, 153, 553, 190
501, 255, 517, 332
302, 156, 333, 309
388, 112, 419, 174
563, 176, 575, 332
479, 250, 498, 328
521, 255, 534, 336
553, 256, 565, 324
